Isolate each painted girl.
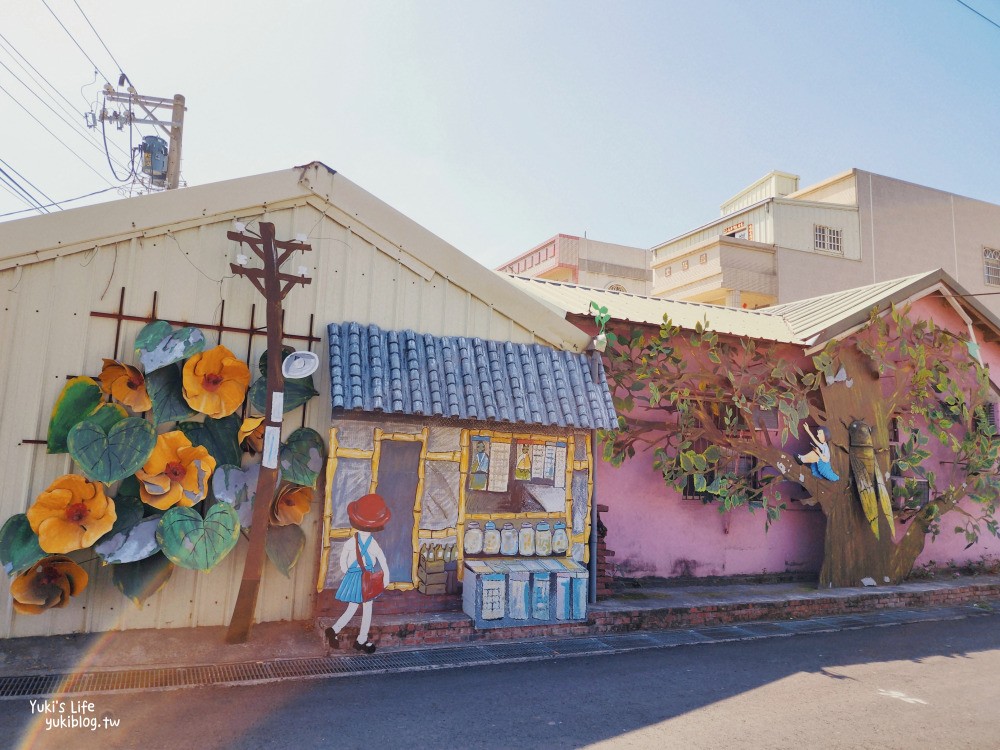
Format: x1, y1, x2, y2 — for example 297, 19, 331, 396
798, 423, 839, 481
324, 493, 391, 654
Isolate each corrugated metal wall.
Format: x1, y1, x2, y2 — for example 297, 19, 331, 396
0, 197, 548, 639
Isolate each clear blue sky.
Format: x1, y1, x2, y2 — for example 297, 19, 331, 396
2, 1, 998, 267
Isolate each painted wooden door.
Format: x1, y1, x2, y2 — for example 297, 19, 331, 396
374, 440, 421, 585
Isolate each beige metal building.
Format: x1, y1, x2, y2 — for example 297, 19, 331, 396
496, 234, 653, 295
0, 162, 594, 639
651, 170, 1000, 314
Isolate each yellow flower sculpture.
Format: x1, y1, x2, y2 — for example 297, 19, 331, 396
238, 416, 265, 455
10, 556, 89, 615
182, 345, 250, 419
270, 483, 313, 526
136, 431, 217, 510
98, 358, 152, 412
27, 475, 117, 554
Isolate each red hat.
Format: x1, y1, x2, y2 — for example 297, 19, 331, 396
347, 493, 391, 532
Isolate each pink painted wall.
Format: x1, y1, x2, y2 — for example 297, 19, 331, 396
587, 294, 1000, 581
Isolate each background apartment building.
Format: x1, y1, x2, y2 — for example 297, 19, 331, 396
651, 169, 1000, 315
496, 233, 653, 295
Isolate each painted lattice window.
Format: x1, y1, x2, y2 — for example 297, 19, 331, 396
984, 247, 1000, 286
814, 225, 843, 253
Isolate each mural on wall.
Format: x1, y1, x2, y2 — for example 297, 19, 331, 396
0, 322, 325, 615
324, 493, 391, 654
320, 422, 594, 616
597, 303, 1000, 587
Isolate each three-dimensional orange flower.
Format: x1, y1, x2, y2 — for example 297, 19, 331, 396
136, 431, 217, 510
270, 483, 313, 526
26, 475, 117, 554
98, 359, 152, 412
10, 556, 89, 615
182, 345, 250, 418
238, 416, 265, 455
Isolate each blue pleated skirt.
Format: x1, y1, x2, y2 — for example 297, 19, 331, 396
811, 460, 839, 482
335, 568, 363, 604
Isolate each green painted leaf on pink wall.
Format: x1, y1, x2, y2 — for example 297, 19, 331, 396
135, 320, 206, 373
0, 514, 46, 577
146, 364, 196, 424
265, 523, 305, 578
47, 377, 103, 454
156, 503, 239, 571
111, 553, 174, 606
68, 417, 157, 483
278, 428, 325, 488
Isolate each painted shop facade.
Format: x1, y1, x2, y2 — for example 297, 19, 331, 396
0, 162, 613, 639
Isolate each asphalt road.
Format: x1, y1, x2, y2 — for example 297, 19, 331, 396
1, 615, 998, 750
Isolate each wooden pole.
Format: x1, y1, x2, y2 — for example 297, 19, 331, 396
225, 222, 310, 643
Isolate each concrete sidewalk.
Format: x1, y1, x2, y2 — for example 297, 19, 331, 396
1, 574, 998, 681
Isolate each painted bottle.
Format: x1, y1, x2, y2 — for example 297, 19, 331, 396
535, 521, 552, 556
518, 522, 535, 556
483, 521, 501, 555
500, 523, 518, 555
551, 522, 569, 555
464, 522, 484, 555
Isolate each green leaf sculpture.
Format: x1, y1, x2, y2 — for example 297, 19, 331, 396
0, 514, 46, 577
111, 553, 174, 606
177, 414, 241, 468
249, 376, 319, 415
212, 463, 259, 529
68, 417, 157, 483
94, 517, 162, 564
47, 376, 103, 453
135, 320, 206, 373
103, 495, 144, 539
278, 428, 325, 488
146, 364, 196, 425
265, 523, 305, 578
156, 503, 239, 571
86, 403, 129, 433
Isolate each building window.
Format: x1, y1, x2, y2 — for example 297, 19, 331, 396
814, 225, 843, 254
985, 248, 1000, 286
606, 283, 627, 292
699, 253, 708, 265
681, 260, 689, 271
663, 267, 672, 278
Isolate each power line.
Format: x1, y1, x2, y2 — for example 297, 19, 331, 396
0, 80, 116, 187
0, 56, 133, 175
40, 0, 111, 85
0, 185, 121, 218
0, 166, 49, 213
954, 0, 1000, 31
72, 0, 128, 78
0, 157, 59, 208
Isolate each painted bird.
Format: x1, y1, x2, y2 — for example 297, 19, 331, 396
848, 420, 895, 540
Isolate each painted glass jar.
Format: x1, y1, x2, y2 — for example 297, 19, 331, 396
518, 522, 535, 556
482, 521, 501, 555
500, 523, 518, 555
534, 521, 552, 556
551, 522, 569, 555
463, 523, 483, 555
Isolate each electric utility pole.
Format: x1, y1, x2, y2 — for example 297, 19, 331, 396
101, 87, 186, 189
225, 222, 312, 643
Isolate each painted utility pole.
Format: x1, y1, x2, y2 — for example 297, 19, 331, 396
225, 222, 312, 643
101, 87, 186, 189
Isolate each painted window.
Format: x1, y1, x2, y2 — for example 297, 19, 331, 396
814, 225, 843, 254
984, 247, 1000, 286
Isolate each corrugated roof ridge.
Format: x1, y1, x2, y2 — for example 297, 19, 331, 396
506, 275, 785, 319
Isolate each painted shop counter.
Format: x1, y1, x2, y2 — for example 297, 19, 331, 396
462, 557, 588, 629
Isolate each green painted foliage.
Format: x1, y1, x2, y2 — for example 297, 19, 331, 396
278, 428, 325, 488
0, 514, 45, 577
156, 503, 240, 571
135, 321, 206, 372
46, 377, 104, 453
68, 417, 157, 483
111, 553, 174, 606
146, 364, 197, 424
177, 414, 241, 468
265, 523, 305, 578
